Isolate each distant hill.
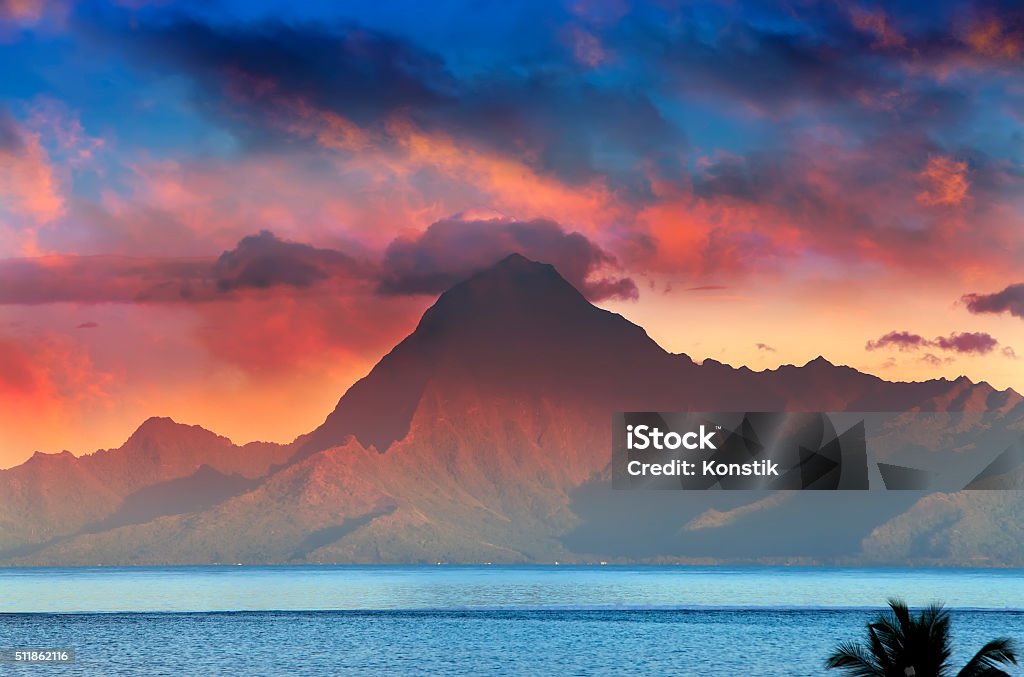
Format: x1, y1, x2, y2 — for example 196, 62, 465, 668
2, 254, 1022, 565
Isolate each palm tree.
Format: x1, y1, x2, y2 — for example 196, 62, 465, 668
826, 598, 1017, 676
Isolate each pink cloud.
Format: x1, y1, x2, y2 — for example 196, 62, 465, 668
565, 25, 609, 67
916, 155, 970, 207
0, 107, 64, 252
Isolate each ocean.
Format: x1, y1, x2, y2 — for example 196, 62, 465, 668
1, 566, 1022, 675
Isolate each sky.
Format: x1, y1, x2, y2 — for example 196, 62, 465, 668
0, 0, 1023, 467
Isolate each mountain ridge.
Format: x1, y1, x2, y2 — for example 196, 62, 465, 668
2, 253, 1022, 565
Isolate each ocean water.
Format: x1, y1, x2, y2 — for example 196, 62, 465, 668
1, 566, 1023, 676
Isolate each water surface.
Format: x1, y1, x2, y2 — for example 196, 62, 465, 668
2, 566, 1022, 675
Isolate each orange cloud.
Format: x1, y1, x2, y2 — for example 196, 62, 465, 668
90, 155, 380, 255
0, 0, 47, 22
282, 101, 372, 153
0, 0, 67, 35
0, 330, 114, 463
224, 75, 628, 238
384, 117, 620, 231
963, 17, 1023, 61
917, 155, 969, 207
191, 284, 421, 378
0, 334, 38, 395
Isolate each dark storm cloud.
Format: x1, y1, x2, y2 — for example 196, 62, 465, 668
108, 17, 449, 128
962, 283, 1024, 319
378, 216, 638, 301
625, 0, 1018, 117
69, 0, 1024, 220
84, 10, 679, 186
633, 7, 887, 110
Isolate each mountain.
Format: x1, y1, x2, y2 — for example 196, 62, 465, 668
0, 418, 293, 557
1, 254, 1022, 565
302, 255, 1015, 458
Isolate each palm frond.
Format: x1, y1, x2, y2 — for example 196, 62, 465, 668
828, 599, 1016, 677
867, 625, 893, 669
956, 638, 1018, 677
888, 598, 912, 630
826, 641, 884, 676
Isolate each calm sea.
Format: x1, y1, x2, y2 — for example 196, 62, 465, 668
1, 566, 1022, 675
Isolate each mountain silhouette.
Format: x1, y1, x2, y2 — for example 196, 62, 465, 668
298, 253, 672, 457
301, 253, 1013, 459
1, 254, 1021, 565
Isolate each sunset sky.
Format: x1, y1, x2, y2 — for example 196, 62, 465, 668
1, 0, 1023, 467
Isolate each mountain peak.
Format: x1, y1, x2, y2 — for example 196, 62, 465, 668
300, 253, 664, 457
494, 251, 534, 268
412, 253, 588, 338
487, 252, 555, 276
123, 417, 230, 451
456, 251, 564, 290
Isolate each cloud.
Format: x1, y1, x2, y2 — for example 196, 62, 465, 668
0, 231, 370, 305
866, 329, 1002, 356
75, 321, 98, 329
57, 3, 1023, 288
564, 25, 609, 67
755, 342, 776, 352
378, 214, 637, 301
190, 285, 421, 378
0, 222, 635, 308
865, 331, 931, 352
962, 283, 1024, 319
916, 155, 970, 207
0, 107, 24, 152
632, 1, 1022, 118
932, 331, 999, 354
0, 333, 38, 394
0, 328, 118, 463
212, 230, 366, 292
0, 0, 59, 25
0, 255, 213, 304
849, 7, 906, 50
93, 11, 678, 187
661, 120, 1024, 281
0, 105, 64, 248
961, 15, 1023, 61
0, 331, 111, 404
1003, 346, 1019, 360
